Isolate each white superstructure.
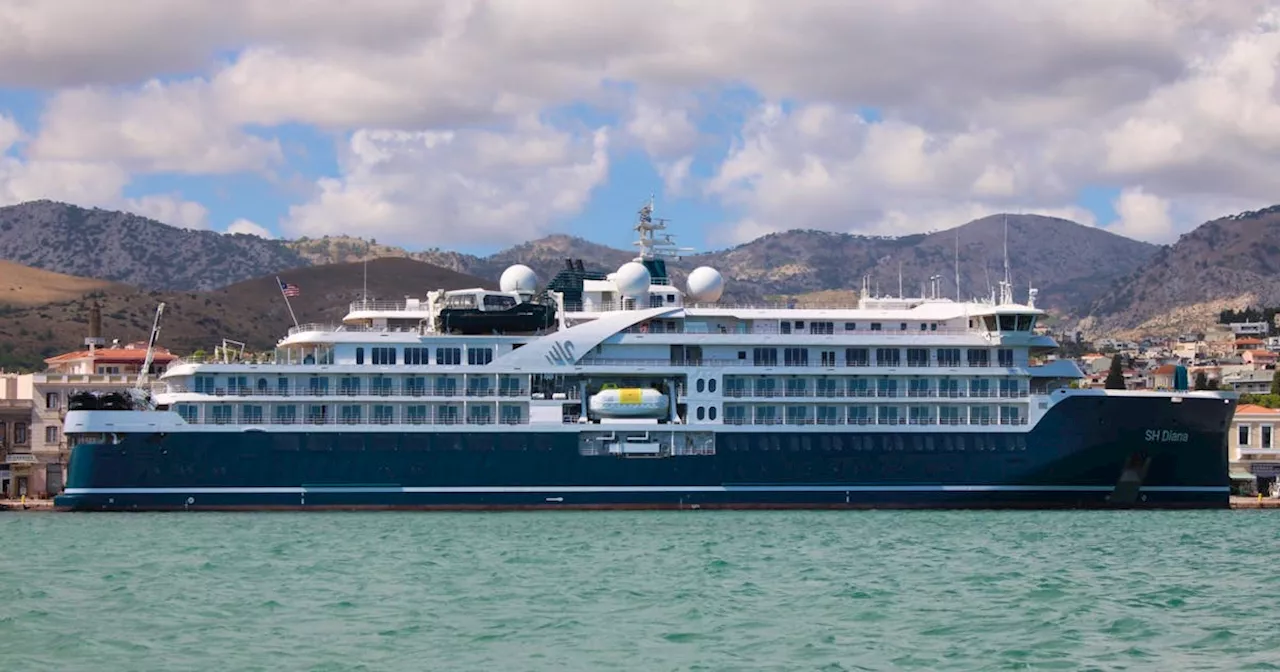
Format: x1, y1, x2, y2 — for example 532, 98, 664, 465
78, 201, 1083, 445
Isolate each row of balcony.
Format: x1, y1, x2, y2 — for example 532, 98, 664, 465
189, 416, 530, 427
720, 417, 1029, 426
722, 389, 1030, 399
164, 385, 532, 398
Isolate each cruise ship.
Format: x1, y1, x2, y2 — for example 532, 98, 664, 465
54, 203, 1236, 511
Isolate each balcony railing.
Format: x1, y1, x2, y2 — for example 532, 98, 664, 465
187, 415, 529, 427
162, 384, 530, 398
722, 389, 1029, 399
720, 417, 1027, 426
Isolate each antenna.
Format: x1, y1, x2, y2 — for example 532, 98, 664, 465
954, 229, 960, 302
1001, 214, 1011, 304
898, 261, 903, 298
632, 194, 693, 261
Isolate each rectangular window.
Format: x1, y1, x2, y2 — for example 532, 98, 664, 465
876, 348, 900, 367
876, 378, 898, 398
436, 377, 457, 396
755, 378, 777, 397
967, 349, 990, 367
467, 377, 493, 396
406, 405, 429, 424
277, 377, 289, 395
969, 379, 992, 397
405, 376, 427, 396
436, 347, 462, 365
467, 347, 494, 365
176, 404, 198, 423
274, 405, 297, 424
785, 405, 809, 425
1265, 425, 1273, 449
370, 376, 393, 396
307, 405, 328, 424
355, 347, 365, 365
847, 379, 871, 397
340, 404, 362, 424
212, 405, 234, 425
468, 405, 492, 424
371, 347, 398, 365
1240, 424, 1252, 447
908, 379, 931, 397
844, 322, 857, 331
194, 375, 215, 394
499, 376, 524, 396
45, 425, 58, 443
725, 378, 748, 397
785, 378, 807, 397
45, 392, 59, 410
783, 348, 809, 366
845, 348, 869, 367
877, 406, 900, 424
997, 349, 1014, 367
753, 348, 778, 366
810, 321, 834, 335
816, 378, 839, 398
936, 349, 961, 367
404, 347, 430, 365
500, 404, 523, 425
817, 406, 842, 424
820, 350, 836, 367
870, 323, 882, 331
339, 377, 361, 396
373, 405, 395, 424
906, 348, 929, 367
308, 377, 329, 395
241, 405, 263, 424
1000, 406, 1021, 425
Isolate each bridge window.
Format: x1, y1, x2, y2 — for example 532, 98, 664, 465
371, 347, 397, 365
355, 347, 365, 365
468, 347, 493, 365
405, 347, 430, 365
437, 347, 462, 365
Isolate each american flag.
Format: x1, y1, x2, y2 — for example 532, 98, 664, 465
278, 279, 301, 297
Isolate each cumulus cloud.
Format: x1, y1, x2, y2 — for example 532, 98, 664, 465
126, 194, 210, 230
1, 0, 1279, 247
0, 114, 22, 154
227, 218, 273, 238
282, 121, 609, 247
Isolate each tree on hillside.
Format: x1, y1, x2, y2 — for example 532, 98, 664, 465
1104, 355, 1126, 390
1271, 369, 1280, 396
1194, 371, 1209, 391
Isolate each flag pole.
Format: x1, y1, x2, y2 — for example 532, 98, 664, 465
276, 276, 300, 328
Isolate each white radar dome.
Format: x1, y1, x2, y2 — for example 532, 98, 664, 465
614, 261, 652, 298
499, 264, 538, 293
686, 266, 725, 303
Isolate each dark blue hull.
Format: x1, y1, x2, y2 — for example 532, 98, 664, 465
55, 394, 1235, 511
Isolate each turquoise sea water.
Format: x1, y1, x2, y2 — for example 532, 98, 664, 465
2, 510, 1278, 671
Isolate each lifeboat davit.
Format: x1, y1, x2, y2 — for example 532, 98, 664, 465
588, 385, 669, 418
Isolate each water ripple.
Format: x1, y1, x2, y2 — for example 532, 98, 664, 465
1, 510, 1277, 670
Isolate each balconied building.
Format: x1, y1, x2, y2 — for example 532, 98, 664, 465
0, 303, 176, 497
1230, 403, 1280, 497
0, 396, 35, 498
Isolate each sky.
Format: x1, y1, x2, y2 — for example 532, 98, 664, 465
2, 1, 1280, 255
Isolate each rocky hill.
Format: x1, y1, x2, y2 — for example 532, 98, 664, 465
1081, 205, 1280, 338
0, 258, 491, 372
0, 200, 1161, 330
0, 200, 307, 290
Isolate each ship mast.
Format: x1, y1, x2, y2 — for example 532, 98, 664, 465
632, 195, 692, 262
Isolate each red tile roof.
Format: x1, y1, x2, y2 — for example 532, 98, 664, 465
1236, 337, 1265, 345
1154, 364, 1178, 374
1237, 404, 1280, 415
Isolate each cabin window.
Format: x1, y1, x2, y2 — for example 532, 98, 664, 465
845, 348, 870, 367
355, 347, 365, 365
753, 348, 778, 366
468, 348, 493, 365
786, 379, 807, 397
484, 295, 517, 310
404, 347, 430, 365
667, 294, 676, 303
899, 323, 907, 331
194, 375, 214, 393
175, 404, 198, 423
937, 348, 961, 367
372, 347, 397, 365
241, 405, 263, 423
371, 376, 393, 396
997, 349, 1014, 367
501, 404, 523, 425
919, 323, 927, 331
340, 405, 362, 424
906, 348, 930, 367
931, 323, 938, 331
469, 405, 492, 425
708, 379, 717, 393
649, 295, 664, 308
308, 377, 329, 395
339, 377, 361, 396
696, 379, 705, 393
876, 348, 900, 367
845, 323, 857, 331
784, 348, 809, 366
436, 347, 462, 365
212, 405, 233, 424
274, 406, 297, 424
277, 377, 289, 394
820, 350, 836, 367
967, 349, 990, 367
795, 321, 805, 330
870, 323, 882, 331
373, 405, 395, 424
786, 406, 809, 425
810, 322, 834, 335
405, 376, 427, 396
708, 407, 717, 421
696, 407, 706, 420
406, 405, 429, 424
307, 405, 327, 424
780, 321, 791, 334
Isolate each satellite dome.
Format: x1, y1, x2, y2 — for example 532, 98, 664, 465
499, 264, 538, 293
614, 262, 651, 298
686, 266, 725, 303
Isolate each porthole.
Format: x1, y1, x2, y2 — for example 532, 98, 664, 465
696, 379, 705, 393
709, 407, 718, 420
696, 406, 706, 420
708, 379, 717, 393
